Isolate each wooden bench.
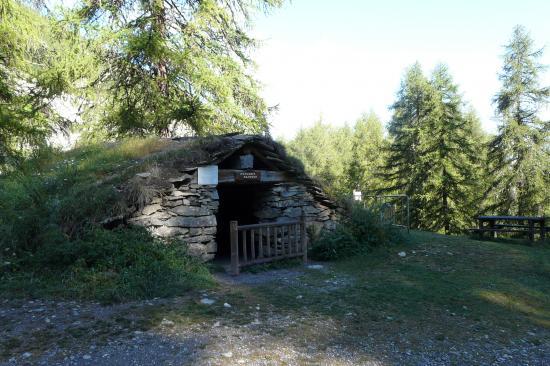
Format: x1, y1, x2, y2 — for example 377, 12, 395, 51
471, 216, 546, 242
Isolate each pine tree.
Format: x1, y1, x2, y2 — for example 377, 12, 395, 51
73, 0, 282, 137
485, 26, 550, 216
347, 112, 387, 195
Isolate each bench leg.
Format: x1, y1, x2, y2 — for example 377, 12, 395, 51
528, 221, 535, 243
489, 220, 497, 239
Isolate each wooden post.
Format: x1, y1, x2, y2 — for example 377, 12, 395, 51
230, 221, 239, 276
528, 219, 535, 243
258, 227, 263, 258
489, 219, 497, 239
250, 229, 256, 261
301, 213, 308, 264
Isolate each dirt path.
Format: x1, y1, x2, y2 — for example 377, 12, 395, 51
1, 263, 549, 365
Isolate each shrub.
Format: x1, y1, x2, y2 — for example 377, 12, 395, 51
310, 205, 404, 261
1, 227, 213, 302
0, 139, 212, 302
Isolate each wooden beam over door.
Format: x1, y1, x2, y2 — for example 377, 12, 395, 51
218, 169, 290, 184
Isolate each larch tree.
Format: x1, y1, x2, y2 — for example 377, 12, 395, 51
285, 120, 354, 198
485, 25, 550, 216
0, 0, 91, 167
420, 65, 482, 234
383, 63, 483, 233
73, 0, 282, 138
347, 111, 387, 195
382, 63, 438, 229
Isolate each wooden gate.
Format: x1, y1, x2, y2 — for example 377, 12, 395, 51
229, 215, 308, 275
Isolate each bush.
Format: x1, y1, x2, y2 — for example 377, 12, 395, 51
310, 205, 404, 261
1, 227, 213, 302
0, 140, 213, 302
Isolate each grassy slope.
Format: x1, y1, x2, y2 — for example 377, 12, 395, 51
0, 138, 213, 302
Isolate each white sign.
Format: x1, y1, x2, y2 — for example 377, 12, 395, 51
198, 165, 218, 185
353, 190, 362, 201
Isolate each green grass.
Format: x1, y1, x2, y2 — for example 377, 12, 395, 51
0, 137, 214, 302
247, 231, 550, 338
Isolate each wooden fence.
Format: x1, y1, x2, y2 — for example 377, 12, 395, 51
230, 215, 307, 275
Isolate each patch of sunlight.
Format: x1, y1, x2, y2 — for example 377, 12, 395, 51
476, 289, 550, 327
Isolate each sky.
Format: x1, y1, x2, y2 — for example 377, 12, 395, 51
250, 0, 550, 140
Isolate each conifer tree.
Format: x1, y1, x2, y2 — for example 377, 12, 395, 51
383, 63, 483, 233
420, 65, 482, 233
73, 0, 282, 137
486, 26, 550, 216
0, 0, 91, 166
347, 112, 387, 194
382, 63, 438, 228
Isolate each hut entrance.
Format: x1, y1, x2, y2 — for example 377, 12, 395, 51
215, 183, 271, 260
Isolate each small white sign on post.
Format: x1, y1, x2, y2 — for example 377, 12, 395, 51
353, 190, 362, 201
198, 165, 218, 185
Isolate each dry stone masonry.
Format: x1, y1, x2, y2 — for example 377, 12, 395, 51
124, 134, 340, 261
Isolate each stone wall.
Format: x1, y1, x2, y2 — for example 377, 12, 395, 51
129, 182, 219, 261
252, 183, 337, 234
129, 179, 338, 261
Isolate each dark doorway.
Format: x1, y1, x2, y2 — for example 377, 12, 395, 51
215, 184, 271, 259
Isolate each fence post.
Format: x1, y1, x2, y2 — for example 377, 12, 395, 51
301, 213, 308, 264
230, 220, 239, 275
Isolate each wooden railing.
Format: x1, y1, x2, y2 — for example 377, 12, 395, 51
230, 215, 307, 275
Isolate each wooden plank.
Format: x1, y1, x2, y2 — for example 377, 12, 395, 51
258, 227, 263, 258
251, 229, 256, 260
301, 214, 308, 263
238, 221, 299, 230
295, 224, 300, 254
242, 229, 248, 264
470, 228, 535, 233
230, 221, 239, 275
266, 226, 271, 258
218, 169, 289, 184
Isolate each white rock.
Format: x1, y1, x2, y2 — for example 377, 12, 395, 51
83, 355, 92, 360
307, 264, 324, 270
200, 298, 215, 305
161, 318, 175, 327
222, 351, 233, 358
296, 295, 303, 299
213, 321, 221, 327
223, 303, 231, 308
22, 352, 32, 358
398, 251, 406, 257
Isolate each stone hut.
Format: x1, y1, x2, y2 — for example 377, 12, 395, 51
127, 134, 340, 261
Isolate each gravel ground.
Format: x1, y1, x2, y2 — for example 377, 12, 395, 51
1, 265, 549, 366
